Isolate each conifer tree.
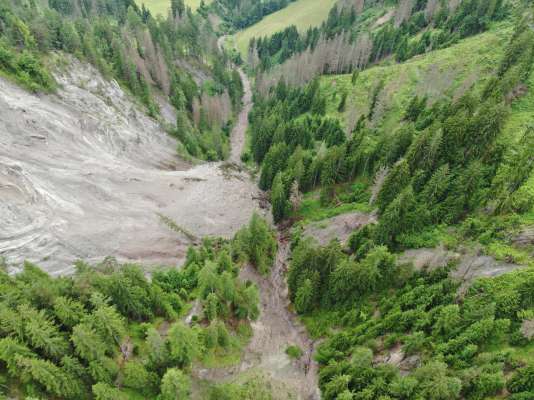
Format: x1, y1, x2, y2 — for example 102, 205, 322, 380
167, 322, 200, 368
161, 368, 191, 400
271, 172, 288, 223
295, 279, 314, 314
376, 158, 411, 214
171, 0, 185, 18
375, 185, 421, 246
351, 69, 359, 85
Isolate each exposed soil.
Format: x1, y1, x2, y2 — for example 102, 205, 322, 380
0, 57, 267, 275
0, 55, 319, 399
229, 67, 253, 163
193, 52, 320, 398
398, 247, 525, 293
195, 233, 320, 399
302, 211, 377, 246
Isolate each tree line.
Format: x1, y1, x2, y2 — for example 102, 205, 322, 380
293, 238, 534, 399
208, 0, 296, 32
249, 0, 506, 88
250, 18, 534, 238
247, 10, 534, 400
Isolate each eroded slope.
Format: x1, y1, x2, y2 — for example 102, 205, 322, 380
0, 58, 266, 275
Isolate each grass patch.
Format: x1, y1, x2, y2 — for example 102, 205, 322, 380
231, 0, 338, 56
397, 225, 459, 250
285, 345, 304, 359
321, 23, 512, 133
136, 0, 209, 16
301, 310, 341, 339
295, 181, 373, 223
296, 196, 372, 223
201, 321, 252, 368
486, 242, 532, 265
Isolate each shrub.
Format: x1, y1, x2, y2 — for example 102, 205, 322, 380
285, 345, 304, 359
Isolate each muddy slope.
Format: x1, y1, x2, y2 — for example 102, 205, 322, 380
195, 233, 320, 400
0, 55, 319, 399
0, 57, 266, 275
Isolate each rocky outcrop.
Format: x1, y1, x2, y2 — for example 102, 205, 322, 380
398, 247, 524, 293
514, 227, 534, 248
302, 211, 377, 246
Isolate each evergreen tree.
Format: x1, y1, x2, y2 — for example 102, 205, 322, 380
235, 214, 277, 275
271, 172, 289, 223
376, 159, 411, 214
171, 0, 186, 18
338, 91, 347, 112
145, 327, 169, 372
160, 367, 191, 397
375, 185, 421, 246
295, 279, 314, 314
351, 70, 359, 85
167, 322, 200, 368
204, 293, 219, 321
92, 382, 128, 400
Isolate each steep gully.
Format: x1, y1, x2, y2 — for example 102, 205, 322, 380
0, 54, 319, 397
194, 40, 320, 399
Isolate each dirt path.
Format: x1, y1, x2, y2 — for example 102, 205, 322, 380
239, 233, 320, 399
218, 36, 251, 164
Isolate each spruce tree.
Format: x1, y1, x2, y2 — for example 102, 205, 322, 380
351, 69, 359, 85
376, 159, 411, 214
160, 368, 191, 400
295, 279, 314, 314
338, 91, 347, 112
171, 0, 185, 18
271, 172, 288, 223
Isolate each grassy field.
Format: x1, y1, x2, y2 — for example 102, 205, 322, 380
136, 0, 207, 16
321, 23, 512, 135
231, 0, 338, 55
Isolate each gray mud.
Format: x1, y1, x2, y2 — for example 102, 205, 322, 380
229, 67, 252, 163
0, 55, 319, 400
0, 57, 266, 275
195, 235, 320, 400
398, 247, 524, 293
302, 211, 377, 246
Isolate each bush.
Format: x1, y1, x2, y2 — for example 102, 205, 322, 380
122, 361, 154, 393
508, 363, 534, 394
285, 345, 304, 359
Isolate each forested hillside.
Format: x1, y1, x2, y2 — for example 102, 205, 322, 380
230, 0, 338, 55
0, 0, 244, 160
0, 216, 278, 399
1, 0, 534, 399
209, 0, 297, 31
250, 0, 506, 87
245, 0, 534, 398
